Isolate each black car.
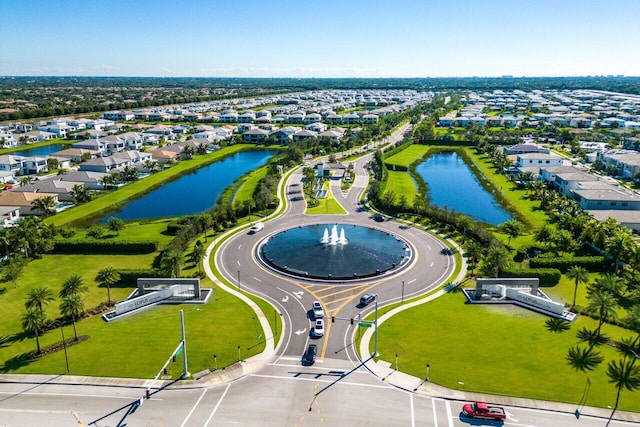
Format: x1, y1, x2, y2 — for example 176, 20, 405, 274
360, 293, 376, 306
302, 343, 317, 366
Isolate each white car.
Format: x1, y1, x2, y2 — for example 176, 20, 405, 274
249, 222, 264, 233
313, 319, 325, 337
312, 301, 324, 319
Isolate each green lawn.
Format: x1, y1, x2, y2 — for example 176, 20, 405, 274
384, 144, 430, 168
232, 166, 269, 205
384, 171, 417, 206
3, 284, 266, 378
306, 182, 347, 215
375, 290, 640, 412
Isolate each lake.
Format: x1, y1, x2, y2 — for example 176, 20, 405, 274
414, 151, 511, 225
100, 150, 276, 221
12, 144, 66, 157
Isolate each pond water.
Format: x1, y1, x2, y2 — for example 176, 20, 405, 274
414, 151, 511, 225
11, 144, 66, 157
100, 150, 276, 221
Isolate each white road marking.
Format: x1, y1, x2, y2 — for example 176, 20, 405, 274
295, 328, 307, 335
253, 277, 262, 282
430, 262, 434, 267
431, 398, 438, 427
410, 393, 415, 427
408, 278, 416, 284
293, 291, 304, 299
0, 391, 139, 400
250, 373, 393, 389
445, 400, 454, 427
282, 295, 289, 303
204, 383, 230, 427
505, 409, 519, 422
180, 388, 207, 427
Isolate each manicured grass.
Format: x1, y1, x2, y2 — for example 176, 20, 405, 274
384, 144, 430, 168
62, 219, 174, 247
375, 290, 640, 412
306, 182, 347, 215
232, 166, 269, 205
5, 284, 265, 378
384, 171, 417, 206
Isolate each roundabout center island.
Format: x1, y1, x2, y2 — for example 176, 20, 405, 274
257, 224, 412, 282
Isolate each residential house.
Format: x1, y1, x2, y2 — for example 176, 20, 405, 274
325, 113, 343, 125
0, 191, 59, 216
515, 153, 564, 168
361, 114, 379, 124
288, 112, 306, 124
598, 150, 640, 179
219, 110, 238, 123
0, 206, 20, 228
51, 148, 100, 163
503, 143, 550, 155
303, 113, 322, 124
21, 156, 49, 175
292, 129, 318, 142
317, 129, 345, 144
149, 147, 182, 164
269, 127, 297, 144
553, 170, 601, 197
237, 111, 256, 123
13, 179, 78, 202
243, 128, 270, 143
72, 139, 107, 154
55, 170, 110, 190
0, 155, 24, 174
236, 123, 255, 133
102, 111, 135, 121
23, 130, 56, 142
342, 113, 360, 124
573, 184, 640, 211
305, 122, 328, 133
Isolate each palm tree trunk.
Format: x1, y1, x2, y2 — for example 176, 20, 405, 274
72, 317, 78, 341
35, 330, 41, 354
606, 387, 622, 426
572, 282, 578, 308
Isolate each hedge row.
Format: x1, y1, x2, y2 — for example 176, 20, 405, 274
502, 268, 562, 286
114, 268, 166, 285
529, 256, 607, 273
383, 163, 408, 172
52, 240, 159, 254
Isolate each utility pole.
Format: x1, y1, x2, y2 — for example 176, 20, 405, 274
180, 310, 189, 378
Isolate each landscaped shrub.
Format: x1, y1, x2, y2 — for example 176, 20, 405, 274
114, 268, 165, 285
52, 240, 159, 254
165, 221, 183, 235
502, 267, 561, 286
529, 256, 607, 272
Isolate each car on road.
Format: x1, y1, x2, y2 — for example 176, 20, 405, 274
360, 293, 376, 306
249, 222, 264, 233
313, 319, 324, 337
312, 301, 324, 319
461, 402, 506, 421
302, 343, 317, 366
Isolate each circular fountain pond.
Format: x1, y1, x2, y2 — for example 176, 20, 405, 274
257, 224, 412, 281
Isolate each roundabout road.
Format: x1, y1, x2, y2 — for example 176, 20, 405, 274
214, 148, 455, 367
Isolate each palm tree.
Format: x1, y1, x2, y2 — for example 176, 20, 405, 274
106, 217, 125, 235
500, 219, 524, 248
605, 231, 633, 274
480, 245, 511, 278
594, 273, 624, 298
59, 274, 88, 299
566, 345, 604, 372
545, 318, 571, 333
191, 240, 205, 276
605, 359, 640, 426
69, 184, 91, 203
21, 307, 46, 354
566, 266, 589, 309
161, 250, 183, 278
25, 287, 55, 313
586, 288, 619, 340
31, 195, 57, 217
95, 267, 120, 307
19, 176, 35, 186
59, 294, 85, 341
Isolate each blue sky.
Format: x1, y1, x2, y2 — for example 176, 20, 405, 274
1, 0, 638, 78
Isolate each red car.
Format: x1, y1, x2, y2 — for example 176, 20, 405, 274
462, 402, 506, 421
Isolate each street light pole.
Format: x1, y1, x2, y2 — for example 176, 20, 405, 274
51, 321, 69, 373
373, 293, 379, 357
180, 310, 189, 379
426, 363, 430, 381
401, 280, 405, 304
237, 270, 241, 291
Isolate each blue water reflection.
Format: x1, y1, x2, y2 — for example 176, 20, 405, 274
101, 150, 276, 221
415, 151, 511, 225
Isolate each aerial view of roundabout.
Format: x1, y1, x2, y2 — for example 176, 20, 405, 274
3, 130, 639, 426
